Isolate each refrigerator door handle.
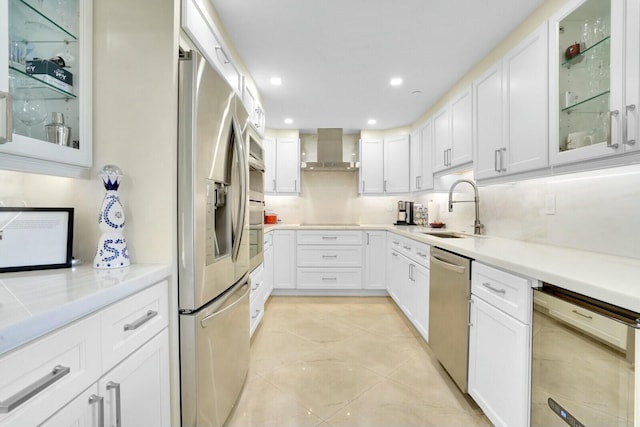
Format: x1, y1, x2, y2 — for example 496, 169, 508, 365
231, 118, 248, 263
200, 277, 250, 328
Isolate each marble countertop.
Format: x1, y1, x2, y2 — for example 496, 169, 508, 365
0, 263, 171, 356
265, 224, 640, 313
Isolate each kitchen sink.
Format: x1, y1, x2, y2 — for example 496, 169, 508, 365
421, 232, 466, 238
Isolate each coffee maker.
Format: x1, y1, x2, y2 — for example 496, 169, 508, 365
395, 201, 415, 225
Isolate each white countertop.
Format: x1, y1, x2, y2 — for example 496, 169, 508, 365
0, 263, 171, 356
266, 224, 640, 313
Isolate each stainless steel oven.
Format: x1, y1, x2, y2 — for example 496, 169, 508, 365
245, 125, 265, 272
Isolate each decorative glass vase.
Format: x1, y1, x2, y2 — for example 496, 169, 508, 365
93, 165, 130, 269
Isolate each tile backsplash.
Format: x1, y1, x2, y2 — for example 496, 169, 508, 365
267, 164, 640, 259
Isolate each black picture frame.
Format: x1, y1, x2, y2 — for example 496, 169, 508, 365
0, 207, 74, 273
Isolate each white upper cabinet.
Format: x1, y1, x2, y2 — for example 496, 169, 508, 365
383, 134, 410, 193
242, 84, 265, 136
0, 0, 92, 177
360, 135, 409, 195
410, 120, 434, 192
274, 137, 300, 193
359, 137, 384, 194
475, 23, 549, 180
433, 86, 473, 173
263, 136, 300, 194
549, 0, 639, 165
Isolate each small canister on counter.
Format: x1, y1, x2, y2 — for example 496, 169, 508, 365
265, 212, 278, 224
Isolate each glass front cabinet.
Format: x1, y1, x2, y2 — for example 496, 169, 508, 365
0, 0, 92, 177
549, 0, 640, 166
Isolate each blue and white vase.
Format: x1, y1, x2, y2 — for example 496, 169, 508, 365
94, 165, 130, 269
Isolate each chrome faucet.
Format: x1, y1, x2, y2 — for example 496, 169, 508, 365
448, 179, 484, 235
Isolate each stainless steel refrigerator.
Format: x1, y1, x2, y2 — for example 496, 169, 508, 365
178, 49, 250, 427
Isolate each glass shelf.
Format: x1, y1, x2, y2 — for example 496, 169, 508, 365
561, 90, 609, 113
9, 66, 76, 100
9, 0, 78, 43
562, 36, 610, 68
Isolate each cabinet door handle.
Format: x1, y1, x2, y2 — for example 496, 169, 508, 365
607, 110, 620, 149
572, 309, 593, 320
494, 149, 501, 172
89, 394, 105, 427
626, 104, 636, 146
272, 179, 276, 191
443, 150, 447, 167
366, 232, 370, 245
106, 382, 122, 427
123, 310, 158, 331
409, 264, 414, 281
501, 148, 507, 172
362, 180, 366, 193
0, 91, 12, 144
294, 179, 297, 192
482, 282, 506, 295
383, 180, 387, 192
0, 365, 70, 413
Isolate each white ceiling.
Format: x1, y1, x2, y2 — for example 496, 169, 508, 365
210, 0, 545, 134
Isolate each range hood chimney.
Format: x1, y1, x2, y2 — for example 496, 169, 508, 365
301, 128, 358, 171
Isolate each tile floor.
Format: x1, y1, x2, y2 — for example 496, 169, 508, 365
225, 296, 491, 427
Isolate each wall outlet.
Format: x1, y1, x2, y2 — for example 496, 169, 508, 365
544, 194, 556, 215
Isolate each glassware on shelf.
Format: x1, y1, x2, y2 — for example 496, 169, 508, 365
13, 91, 48, 137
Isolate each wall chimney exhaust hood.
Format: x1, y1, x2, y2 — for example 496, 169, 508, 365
301, 128, 359, 171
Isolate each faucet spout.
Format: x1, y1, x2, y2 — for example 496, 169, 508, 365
448, 179, 484, 235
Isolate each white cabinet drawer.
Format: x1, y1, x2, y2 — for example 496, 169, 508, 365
0, 314, 101, 427
297, 230, 363, 245
297, 268, 363, 289
297, 246, 363, 267
250, 264, 264, 302
264, 233, 273, 249
100, 281, 169, 372
387, 233, 430, 268
472, 262, 533, 324
541, 292, 628, 351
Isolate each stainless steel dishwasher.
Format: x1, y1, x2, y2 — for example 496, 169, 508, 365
429, 247, 472, 393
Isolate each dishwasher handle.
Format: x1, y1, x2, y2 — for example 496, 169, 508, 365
430, 254, 467, 274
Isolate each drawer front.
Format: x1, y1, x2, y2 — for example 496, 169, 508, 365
264, 233, 273, 249
101, 280, 169, 372
297, 230, 363, 245
547, 295, 628, 351
387, 233, 430, 268
472, 262, 533, 324
297, 246, 363, 267
250, 264, 264, 302
297, 268, 363, 289
249, 291, 265, 337
0, 314, 101, 427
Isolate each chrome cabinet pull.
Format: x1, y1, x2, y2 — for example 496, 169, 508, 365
626, 104, 636, 146
321, 277, 337, 281
89, 394, 105, 427
0, 365, 70, 413
251, 309, 261, 319
366, 232, 370, 245
321, 254, 338, 259
294, 179, 297, 192
0, 91, 12, 144
482, 282, 506, 295
272, 179, 276, 191
383, 180, 387, 192
500, 148, 507, 172
572, 309, 593, 320
123, 310, 158, 331
403, 245, 412, 251
494, 149, 500, 172
252, 281, 261, 291
443, 150, 447, 167
106, 382, 121, 427
417, 251, 427, 258
362, 180, 365, 193
321, 236, 338, 240
391, 252, 398, 257
607, 110, 620, 148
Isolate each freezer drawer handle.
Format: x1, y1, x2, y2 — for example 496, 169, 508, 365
89, 394, 105, 427
571, 309, 593, 320
106, 382, 122, 427
482, 282, 506, 295
201, 280, 250, 327
0, 365, 70, 413
123, 310, 158, 331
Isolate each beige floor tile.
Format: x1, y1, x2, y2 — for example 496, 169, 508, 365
225, 376, 324, 427
231, 296, 488, 426
262, 350, 385, 420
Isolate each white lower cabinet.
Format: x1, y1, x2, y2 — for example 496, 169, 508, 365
273, 230, 296, 289
468, 262, 532, 427
98, 329, 170, 427
364, 231, 386, 290
0, 280, 171, 427
386, 233, 430, 341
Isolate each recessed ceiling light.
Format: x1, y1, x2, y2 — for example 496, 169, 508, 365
270, 77, 282, 86
390, 77, 403, 86
284, 118, 293, 124
368, 119, 377, 125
